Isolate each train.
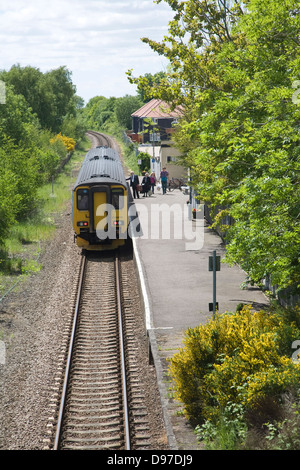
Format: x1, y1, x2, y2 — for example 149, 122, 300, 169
72, 146, 131, 251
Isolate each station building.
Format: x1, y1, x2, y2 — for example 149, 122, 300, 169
129, 99, 186, 179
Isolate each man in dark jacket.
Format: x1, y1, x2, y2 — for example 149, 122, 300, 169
127, 171, 140, 198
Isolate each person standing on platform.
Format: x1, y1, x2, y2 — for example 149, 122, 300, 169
127, 171, 140, 199
160, 167, 169, 194
150, 172, 156, 194
141, 172, 151, 197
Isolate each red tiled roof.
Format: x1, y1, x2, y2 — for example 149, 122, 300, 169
131, 99, 183, 119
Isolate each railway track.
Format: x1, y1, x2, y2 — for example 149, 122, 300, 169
53, 251, 152, 450
86, 130, 116, 149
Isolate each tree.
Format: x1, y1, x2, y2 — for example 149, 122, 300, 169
0, 65, 43, 117
43, 67, 76, 132
84, 96, 117, 130
131, 71, 167, 102
128, 0, 300, 291
0, 65, 77, 133
114, 95, 143, 129
127, 0, 246, 104
0, 162, 20, 246
0, 83, 39, 145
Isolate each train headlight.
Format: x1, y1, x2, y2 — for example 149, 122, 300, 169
77, 221, 89, 227
113, 220, 124, 226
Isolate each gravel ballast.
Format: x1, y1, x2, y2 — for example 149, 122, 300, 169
0, 205, 81, 449
0, 197, 170, 450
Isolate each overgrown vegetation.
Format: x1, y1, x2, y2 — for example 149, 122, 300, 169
126, 3, 300, 448
0, 64, 85, 135
0, 65, 88, 252
128, 0, 300, 295
0, 138, 89, 298
82, 94, 142, 135
128, 6, 300, 450
169, 304, 300, 449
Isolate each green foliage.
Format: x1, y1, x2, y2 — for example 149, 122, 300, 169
127, 71, 168, 102
195, 402, 247, 450
114, 95, 143, 128
0, 137, 39, 219
0, 165, 20, 246
0, 141, 87, 285
83, 94, 142, 132
129, 0, 300, 292
170, 307, 300, 450
263, 396, 300, 450
61, 112, 88, 141
0, 64, 77, 133
169, 306, 300, 421
0, 64, 86, 255
0, 84, 40, 144
137, 151, 152, 172
84, 96, 117, 130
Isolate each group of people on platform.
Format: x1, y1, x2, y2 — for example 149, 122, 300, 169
127, 167, 169, 199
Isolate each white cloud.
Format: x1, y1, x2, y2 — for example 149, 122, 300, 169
0, 0, 173, 102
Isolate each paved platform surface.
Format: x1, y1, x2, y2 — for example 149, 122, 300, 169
131, 188, 269, 450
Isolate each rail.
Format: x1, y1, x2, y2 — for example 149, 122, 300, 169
115, 253, 130, 450
53, 254, 86, 450
53, 252, 131, 450
86, 130, 113, 148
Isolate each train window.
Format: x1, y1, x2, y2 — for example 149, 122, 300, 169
77, 189, 89, 210
112, 188, 124, 210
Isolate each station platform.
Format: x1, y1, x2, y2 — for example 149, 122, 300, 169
131, 188, 269, 450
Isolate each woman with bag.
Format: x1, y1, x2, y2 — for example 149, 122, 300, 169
141, 172, 151, 197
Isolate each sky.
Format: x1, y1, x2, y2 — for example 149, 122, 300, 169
0, 0, 174, 104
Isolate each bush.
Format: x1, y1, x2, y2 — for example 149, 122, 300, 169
169, 306, 300, 425
50, 132, 75, 153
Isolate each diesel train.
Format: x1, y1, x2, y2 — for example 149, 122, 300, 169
72, 146, 131, 251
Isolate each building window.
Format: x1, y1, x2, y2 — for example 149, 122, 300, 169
150, 132, 161, 142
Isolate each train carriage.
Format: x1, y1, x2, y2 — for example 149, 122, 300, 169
81, 146, 120, 166
72, 147, 129, 251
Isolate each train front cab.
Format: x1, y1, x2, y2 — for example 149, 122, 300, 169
73, 183, 129, 251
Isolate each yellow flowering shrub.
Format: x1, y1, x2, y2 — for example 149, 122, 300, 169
169, 306, 300, 422
245, 358, 300, 407
50, 132, 75, 152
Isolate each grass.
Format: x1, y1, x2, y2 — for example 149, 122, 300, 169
0, 138, 90, 299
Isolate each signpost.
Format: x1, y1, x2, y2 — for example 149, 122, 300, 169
209, 250, 220, 318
